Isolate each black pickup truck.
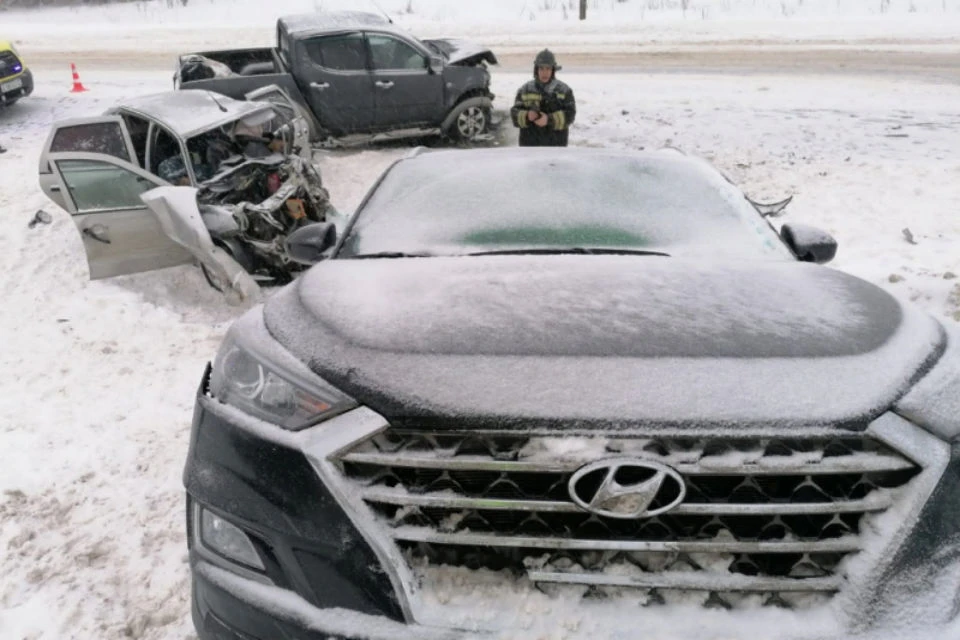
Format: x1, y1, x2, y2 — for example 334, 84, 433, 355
174, 11, 498, 145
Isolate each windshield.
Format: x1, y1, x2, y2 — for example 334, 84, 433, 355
337, 148, 793, 260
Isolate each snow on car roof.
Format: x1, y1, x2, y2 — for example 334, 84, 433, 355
110, 90, 272, 139
345, 146, 787, 260
280, 10, 390, 37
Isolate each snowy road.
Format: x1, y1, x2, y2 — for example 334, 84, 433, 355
19, 44, 960, 84
3, 35, 960, 640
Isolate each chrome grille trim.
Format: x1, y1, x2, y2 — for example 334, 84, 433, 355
391, 528, 863, 554
287, 407, 940, 625
298, 407, 418, 622
362, 486, 894, 515
527, 570, 843, 592
203, 392, 950, 630
341, 450, 914, 475
332, 418, 928, 617
832, 413, 951, 630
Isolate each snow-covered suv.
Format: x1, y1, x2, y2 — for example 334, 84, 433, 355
184, 146, 960, 640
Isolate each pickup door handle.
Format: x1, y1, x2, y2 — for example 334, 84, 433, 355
82, 224, 112, 245
375, 81, 395, 89
310, 82, 330, 90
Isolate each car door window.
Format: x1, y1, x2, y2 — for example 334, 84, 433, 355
149, 125, 188, 184
368, 34, 427, 71
49, 122, 131, 162
120, 114, 150, 168
57, 159, 156, 213
304, 33, 368, 71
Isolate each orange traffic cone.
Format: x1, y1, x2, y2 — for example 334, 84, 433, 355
70, 63, 88, 93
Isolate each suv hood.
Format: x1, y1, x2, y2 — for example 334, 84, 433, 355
263, 255, 944, 429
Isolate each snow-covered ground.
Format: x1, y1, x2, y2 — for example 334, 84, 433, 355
2, 1, 960, 639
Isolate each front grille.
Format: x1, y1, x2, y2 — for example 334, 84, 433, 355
337, 429, 920, 609
0, 51, 22, 80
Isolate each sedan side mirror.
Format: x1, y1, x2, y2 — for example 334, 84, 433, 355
428, 55, 444, 75
285, 222, 337, 264
781, 223, 837, 264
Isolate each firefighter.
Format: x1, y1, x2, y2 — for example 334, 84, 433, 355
510, 49, 576, 147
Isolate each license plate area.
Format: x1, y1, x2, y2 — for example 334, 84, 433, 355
2, 77, 23, 93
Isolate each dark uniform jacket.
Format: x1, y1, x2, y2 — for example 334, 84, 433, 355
510, 78, 576, 147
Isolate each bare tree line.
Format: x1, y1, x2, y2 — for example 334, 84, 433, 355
1, 0, 188, 9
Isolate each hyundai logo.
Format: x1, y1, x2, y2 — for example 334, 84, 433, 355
568, 458, 686, 519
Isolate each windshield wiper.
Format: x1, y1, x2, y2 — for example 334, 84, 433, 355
349, 251, 435, 259
467, 248, 671, 257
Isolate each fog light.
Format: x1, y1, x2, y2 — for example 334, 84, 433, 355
200, 508, 265, 571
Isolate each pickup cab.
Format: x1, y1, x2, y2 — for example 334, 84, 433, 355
173, 11, 498, 145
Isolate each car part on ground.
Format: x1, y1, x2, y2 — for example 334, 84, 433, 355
183, 147, 960, 639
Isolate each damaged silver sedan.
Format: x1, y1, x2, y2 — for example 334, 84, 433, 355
37, 88, 337, 303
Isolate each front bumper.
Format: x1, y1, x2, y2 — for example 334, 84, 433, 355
186, 363, 960, 639
192, 561, 458, 640
0, 68, 33, 105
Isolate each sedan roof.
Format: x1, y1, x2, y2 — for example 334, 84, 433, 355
108, 90, 272, 139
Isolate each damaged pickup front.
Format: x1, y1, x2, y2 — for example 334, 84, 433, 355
37, 88, 338, 303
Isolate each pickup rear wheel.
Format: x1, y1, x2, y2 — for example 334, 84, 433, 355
452, 104, 489, 142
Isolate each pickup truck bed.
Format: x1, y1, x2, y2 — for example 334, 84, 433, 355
176, 48, 302, 101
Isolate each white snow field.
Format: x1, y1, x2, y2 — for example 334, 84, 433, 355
2, 1, 960, 639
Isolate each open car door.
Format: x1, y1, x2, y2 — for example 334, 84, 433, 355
39, 115, 138, 212
44, 150, 194, 279
245, 84, 313, 160
139, 187, 261, 305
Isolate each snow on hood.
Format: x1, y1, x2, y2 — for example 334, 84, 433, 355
424, 38, 498, 66
263, 255, 944, 429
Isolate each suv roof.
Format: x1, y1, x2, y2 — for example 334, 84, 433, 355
279, 11, 390, 38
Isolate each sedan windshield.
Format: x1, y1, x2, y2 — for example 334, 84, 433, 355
337, 148, 793, 260
185, 108, 286, 182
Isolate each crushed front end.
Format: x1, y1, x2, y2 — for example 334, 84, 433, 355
197, 153, 333, 286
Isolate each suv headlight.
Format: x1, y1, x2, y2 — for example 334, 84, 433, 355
209, 334, 356, 431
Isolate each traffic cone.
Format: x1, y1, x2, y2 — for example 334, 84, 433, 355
69, 63, 88, 93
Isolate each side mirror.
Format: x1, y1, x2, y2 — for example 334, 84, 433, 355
428, 55, 444, 75
284, 222, 337, 264
781, 223, 837, 264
